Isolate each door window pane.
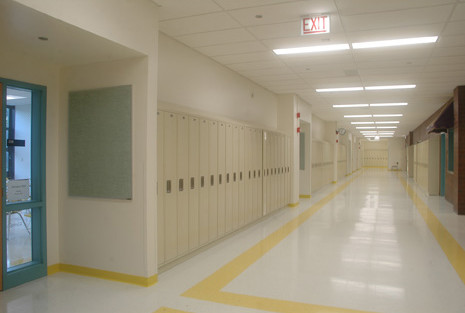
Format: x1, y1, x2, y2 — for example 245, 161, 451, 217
6, 208, 32, 269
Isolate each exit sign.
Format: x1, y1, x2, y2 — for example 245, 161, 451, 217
302, 15, 330, 35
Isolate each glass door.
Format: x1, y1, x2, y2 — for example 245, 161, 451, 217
1, 79, 46, 290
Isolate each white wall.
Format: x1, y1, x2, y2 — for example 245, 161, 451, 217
0, 48, 61, 266
158, 33, 278, 129
388, 138, 406, 171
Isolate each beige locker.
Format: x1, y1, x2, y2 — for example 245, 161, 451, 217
244, 127, 253, 224
163, 112, 178, 262
208, 120, 218, 242
279, 135, 285, 208
217, 122, 226, 237
251, 129, 258, 220
157, 111, 165, 264
271, 133, 277, 212
225, 123, 233, 233
238, 126, 245, 227
285, 136, 290, 204
199, 119, 209, 245
263, 131, 269, 215
177, 114, 189, 256
257, 130, 263, 218
188, 116, 200, 251
232, 125, 239, 230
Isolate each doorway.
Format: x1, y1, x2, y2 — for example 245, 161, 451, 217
1, 78, 47, 290
440, 133, 446, 196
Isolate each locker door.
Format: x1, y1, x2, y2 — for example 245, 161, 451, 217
251, 129, 258, 220
266, 133, 272, 214
164, 112, 178, 262
217, 122, 226, 237
177, 114, 189, 256
273, 133, 278, 211
238, 126, 245, 227
199, 119, 209, 245
279, 135, 284, 208
157, 111, 165, 264
188, 116, 200, 251
285, 136, 290, 204
232, 125, 239, 230
244, 127, 252, 224
262, 131, 268, 215
225, 123, 233, 233
208, 120, 218, 241
257, 130, 263, 218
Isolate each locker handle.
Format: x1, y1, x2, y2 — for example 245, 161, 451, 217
211, 175, 215, 186
190, 177, 195, 189
166, 180, 171, 193
258, 170, 260, 178
201, 176, 205, 188
234, 172, 236, 182
179, 179, 184, 191
254, 170, 256, 178
227, 173, 230, 183
219, 174, 222, 185
240, 172, 242, 181
249, 171, 251, 179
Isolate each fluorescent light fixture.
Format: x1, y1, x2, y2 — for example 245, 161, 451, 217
6, 95, 26, 100
274, 44, 350, 55
377, 126, 397, 129
365, 85, 416, 90
352, 36, 438, 49
375, 121, 399, 124
333, 104, 369, 108
351, 122, 374, 124
370, 102, 408, 107
317, 87, 363, 93
356, 126, 376, 129
373, 114, 403, 117
344, 114, 372, 118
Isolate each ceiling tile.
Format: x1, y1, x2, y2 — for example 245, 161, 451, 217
212, 51, 278, 64
340, 5, 453, 32
442, 20, 465, 36
450, 3, 465, 21
176, 28, 255, 47
153, 0, 222, 20
346, 24, 444, 42
436, 34, 465, 47
335, 0, 455, 16
260, 33, 348, 49
196, 41, 268, 56
214, 0, 296, 10
227, 1, 337, 27
432, 46, 465, 57
159, 12, 241, 36
227, 60, 287, 71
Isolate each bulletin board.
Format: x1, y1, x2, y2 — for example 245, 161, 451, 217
68, 85, 132, 199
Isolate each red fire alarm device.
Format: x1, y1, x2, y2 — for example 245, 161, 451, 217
297, 112, 301, 118
297, 127, 301, 133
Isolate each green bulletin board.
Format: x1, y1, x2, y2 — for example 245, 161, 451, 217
68, 85, 132, 199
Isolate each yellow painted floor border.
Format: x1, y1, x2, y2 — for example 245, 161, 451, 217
47, 263, 158, 287
398, 175, 465, 285
183, 173, 376, 313
153, 307, 192, 313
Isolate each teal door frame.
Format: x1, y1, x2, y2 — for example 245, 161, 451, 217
1, 78, 47, 290
440, 133, 446, 196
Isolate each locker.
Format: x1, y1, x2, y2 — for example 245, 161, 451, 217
244, 127, 252, 224
164, 112, 178, 262
225, 123, 233, 233
177, 114, 189, 256
271, 133, 277, 212
238, 126, 245, 226
208, 120, 218, 241
257, 130, 263, 218
263, 131, 269, 215
157, 111, 165, 264
199, 119, 209, 245
232, 125, 239, 230
188, 116, 200, 250
217, 122, 226, 236
279, 135, 285, 208
251, 129, 258, 220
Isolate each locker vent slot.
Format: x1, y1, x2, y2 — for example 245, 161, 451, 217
201, 176, 205, 188
234, 173, 236, 182
179, 179, 184, 191
258, 170, 261, 177
219, 174, 222, 184
240, 172, 242, 181
190, 177, 195, 189
249, 171, 251, 179
227, 173, 230, 183
166, 180, 171, 193
254, 170, 256, 178
211, 175, 215, 186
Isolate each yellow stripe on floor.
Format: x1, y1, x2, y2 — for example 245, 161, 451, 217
399, 175, 465, 285
183, 174, 377, 313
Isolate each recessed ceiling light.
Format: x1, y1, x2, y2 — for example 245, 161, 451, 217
274, 44, 350, 55
377, 126, 397, 129
6, 95, 26, 100
317, 86, 363, 92
357, 126, 376, 129
344, 114, 372, 118
375, 121, 400, 124
373, 114, 403, 117
351, 122, 374, 124
370, 103, 408, 107
333, 104, 369, 108
352, 36, 438, 49
365, 85, 416, 90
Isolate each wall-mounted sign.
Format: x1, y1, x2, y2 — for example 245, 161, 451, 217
302, 15, 330, 35
6, 179, 30, 202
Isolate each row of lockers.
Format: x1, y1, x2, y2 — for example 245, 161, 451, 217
311, 140, 334, 192
363, 150, 388, 167
157, 110, 291, 266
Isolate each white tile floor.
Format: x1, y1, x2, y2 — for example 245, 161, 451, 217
1, 169, 465, 313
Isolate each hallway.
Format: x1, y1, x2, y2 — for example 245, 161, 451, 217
2, 169, 465, 313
